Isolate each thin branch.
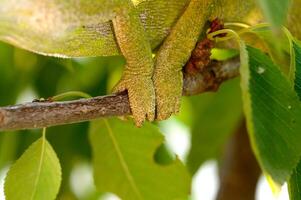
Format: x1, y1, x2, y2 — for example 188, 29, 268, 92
0, 57, 240, 131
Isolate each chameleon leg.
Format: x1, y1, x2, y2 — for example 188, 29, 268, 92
112, 5, 155, 126
153, 0, 215, 120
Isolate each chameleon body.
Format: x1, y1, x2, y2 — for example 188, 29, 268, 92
0, 0, 277, 125
0, 0, 257, 57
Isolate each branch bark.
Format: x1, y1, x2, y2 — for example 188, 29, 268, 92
0, 57, 239, 131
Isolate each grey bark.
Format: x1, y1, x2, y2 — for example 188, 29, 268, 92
0, 57, 240, 131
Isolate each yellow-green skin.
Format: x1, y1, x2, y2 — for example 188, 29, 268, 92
0, 0, 286, 125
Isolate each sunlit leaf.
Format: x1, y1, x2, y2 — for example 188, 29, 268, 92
89, 118, 191, 200
240, 45, 301, 184
293, 40, 301, 99
4, 135, 61, 200
288, 39, 301, 200
210, 48, 239, 61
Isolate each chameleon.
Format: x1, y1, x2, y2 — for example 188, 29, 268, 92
0, 0, 299, 126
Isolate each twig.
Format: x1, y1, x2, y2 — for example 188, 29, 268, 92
0, 57, 240, 131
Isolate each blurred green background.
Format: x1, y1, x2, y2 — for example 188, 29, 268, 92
0, 41, 127, 199
0, 41, 247, 200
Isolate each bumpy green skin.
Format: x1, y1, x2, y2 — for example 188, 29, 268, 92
154, 0, 259, 120
112, 3, 156, 125
154, 0, 214, 120
0, 0, 258, 125
0, 0, 189, 57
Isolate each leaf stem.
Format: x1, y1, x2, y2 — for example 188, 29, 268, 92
207, 29, 242, 45
224, 22, 251, 29
51, 91, 92, 101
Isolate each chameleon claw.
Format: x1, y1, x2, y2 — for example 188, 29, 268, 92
113, 75, 155, 126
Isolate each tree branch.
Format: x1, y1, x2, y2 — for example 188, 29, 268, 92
0, 57, 239, 131
216, 119, 261, 200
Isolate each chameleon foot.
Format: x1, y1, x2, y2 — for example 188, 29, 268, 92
154, 70, 183, 120
113, 75, 155, 126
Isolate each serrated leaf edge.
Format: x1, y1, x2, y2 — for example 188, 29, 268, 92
4, 134, 62, 200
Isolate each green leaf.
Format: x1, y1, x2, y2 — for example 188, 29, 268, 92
240, 45, 301, 184
250, 26, 291, 74
256, 0, 290, 28
4, 135, 62, 200
289, 159, 301, 200
288, 40, 301, 200
187, 79, 242, 174
293, 40, 301, 100
89, 118, 191, 200
210, 48, 239, 61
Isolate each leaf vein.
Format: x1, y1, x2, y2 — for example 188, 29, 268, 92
104, 120, 142, 200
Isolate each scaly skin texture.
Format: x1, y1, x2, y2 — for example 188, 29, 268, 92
154, 0, 215, 120
153, 0, 258, 120
0, 0, 189, 57
0, 0, 258, 125
1, 0, 300, 125
112, 4, 155, 125
0, 0, 190, 126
